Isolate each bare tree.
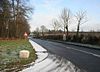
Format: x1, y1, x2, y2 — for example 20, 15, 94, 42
36, 27, 39, 33
35, 27, 40, 37
75, 10, 87, 39
60, 8, 71, 38
51, 19, 61, 32
0, 0, 32, 39
40, 25, 48, 37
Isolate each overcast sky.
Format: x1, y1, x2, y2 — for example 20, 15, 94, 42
28, 0, 100, 32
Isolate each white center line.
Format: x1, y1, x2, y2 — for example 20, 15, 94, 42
66, 47, 100, 58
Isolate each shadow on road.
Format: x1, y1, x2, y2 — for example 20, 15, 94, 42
22, 53, 86, 72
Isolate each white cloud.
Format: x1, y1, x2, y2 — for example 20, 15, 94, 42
42, 0, 63, 9
28, 0, 100, 32
43, 0, 62, 5
29, 0, 63, 31
29, 13, 57, 31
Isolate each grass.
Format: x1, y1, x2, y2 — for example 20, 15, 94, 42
0, 39, 37, 72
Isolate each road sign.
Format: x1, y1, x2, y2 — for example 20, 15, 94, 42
24, 32, 28, 38
63, 34, 66, 40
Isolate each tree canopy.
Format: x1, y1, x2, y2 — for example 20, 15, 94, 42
0, 0, 32, 39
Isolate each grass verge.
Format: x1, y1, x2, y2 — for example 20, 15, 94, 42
0, 39, 37, 72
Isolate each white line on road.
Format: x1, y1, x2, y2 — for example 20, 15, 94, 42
66, 47, 100, 58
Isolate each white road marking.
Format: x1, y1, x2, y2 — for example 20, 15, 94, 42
66, 47, 100, 58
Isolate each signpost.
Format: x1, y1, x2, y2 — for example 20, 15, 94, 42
24, 32, 28, 39
63, 26, 67, 41
63, 34, 66, 41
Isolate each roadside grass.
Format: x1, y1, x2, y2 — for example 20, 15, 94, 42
0, 39, 37, 71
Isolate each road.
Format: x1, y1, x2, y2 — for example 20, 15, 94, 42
31, 38, 100, 72
22, 39, 81, 72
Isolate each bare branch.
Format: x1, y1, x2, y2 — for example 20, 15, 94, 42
60, 8, 71, 36
51, 19, 61, 31
75, 10, 87, 38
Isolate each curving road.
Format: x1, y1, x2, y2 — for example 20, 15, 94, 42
31, 38, 100, 72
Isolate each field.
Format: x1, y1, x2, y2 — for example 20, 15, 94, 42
0, 39, 37, 72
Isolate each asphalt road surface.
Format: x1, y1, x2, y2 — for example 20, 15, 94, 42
31, 38, 100, 72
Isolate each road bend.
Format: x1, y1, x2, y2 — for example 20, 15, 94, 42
31, 38, 100, 72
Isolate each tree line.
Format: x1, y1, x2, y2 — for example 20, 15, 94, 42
33, 8, 100, 45
33, 8, 87, 40
0, 0, 31, 39
51, 8, 87, 40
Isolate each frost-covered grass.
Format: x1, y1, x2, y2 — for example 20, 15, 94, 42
0, 39, 37, 71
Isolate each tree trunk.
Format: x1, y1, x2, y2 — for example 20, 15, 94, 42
76, 22, 80, 41
66, 26, 68, 40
